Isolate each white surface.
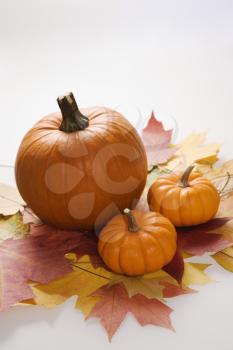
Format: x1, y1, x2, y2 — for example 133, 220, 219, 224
0, 0, 233, 349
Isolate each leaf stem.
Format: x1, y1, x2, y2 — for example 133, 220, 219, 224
71, 262, 110, 280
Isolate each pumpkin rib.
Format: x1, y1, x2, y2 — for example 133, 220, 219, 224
138, 233, 164, 272
63, 134, 79, 228
102, 241, 122, 273
195, 184, 215, 222
141, 229, 167, 261
159, 187, 179, 224
178, 188, 190, 226
195, 185, 209, 222
16, 130, 59, 177
43, 133, 65, 225
148, 184, 174, 213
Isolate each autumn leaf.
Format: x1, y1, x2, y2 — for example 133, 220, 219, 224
26, 255, 111, 308
141, 112, 176, 166
212, 247, 233, 273
0, 212, 29, 241
0, 183, 25, 216
0, 225, 85, 310
163, 250, 185, 283
76, 295, 101, 319
89, 283, 174, 341
166, 133, 220, 171
161, 281, 196, 298
196, 160, 233, 197
177, 217, 232, 256
72, 231, 104, 268
182, 263, 213, 287
109, 273, 165, 299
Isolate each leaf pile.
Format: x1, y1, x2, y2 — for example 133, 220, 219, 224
0, 112, 232, 341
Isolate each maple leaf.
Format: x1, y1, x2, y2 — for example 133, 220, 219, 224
72, 231, 104, 268
0, 183, 25, 216
26, 255, 111, 308
0, 225, 84, 310
163, 250, 185, 283
141, 112, 176, 166
89, 283, 174, 341
196, 160, 233, 197
109, 273, 166, 299
76, 295, 101, 318
182, 263, 213, 287
161, 281, 196, 298
166, 133, 220, 171
0, 212, 29, 241
177, 218, 232, 256
212, 247, 233, 273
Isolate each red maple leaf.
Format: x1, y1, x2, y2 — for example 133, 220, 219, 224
88, 283, 174, 341
0, 224, 84, 310
141, 112, 176, 165
161, 281, 196, 298
177, 217, 232, 256
163, 249, 184, 283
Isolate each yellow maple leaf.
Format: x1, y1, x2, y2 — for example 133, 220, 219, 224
76, 296, 101, 318
166, 133, 220, 171
0, 212, 29, 241
182, 262, 213, 287
28, 255, 111, 308
212, 247, 233, 273
109, 275, 164, 299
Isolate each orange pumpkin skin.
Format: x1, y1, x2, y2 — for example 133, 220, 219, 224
148, 166, 220, 227
15, 94, 147, 230
98, 210, 177, 276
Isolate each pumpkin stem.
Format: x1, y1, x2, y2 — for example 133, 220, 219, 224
57, 92, 89, 132
180, 165, 195, 187
124, 208, 139, 232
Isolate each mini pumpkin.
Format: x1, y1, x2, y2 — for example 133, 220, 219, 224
148, 165, 220, 227
15, 92, 147, 230
98, 209, 177, 276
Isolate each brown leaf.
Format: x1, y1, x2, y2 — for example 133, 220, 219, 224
89, 283, 174, 341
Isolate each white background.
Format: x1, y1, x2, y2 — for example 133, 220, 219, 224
0, 0, 233, 349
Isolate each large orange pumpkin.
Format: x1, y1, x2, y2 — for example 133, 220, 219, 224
148, 166, 220, 227
15, 92, 148, 230
98, 209, 177, 276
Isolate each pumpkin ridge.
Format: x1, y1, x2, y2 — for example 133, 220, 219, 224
118, 234, 129, 274
194, 186, 207, 222
17, 130, 58, 173
159, 187, 177, 219
43, 133, 65, 225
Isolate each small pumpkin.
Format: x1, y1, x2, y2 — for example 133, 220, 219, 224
98, 209, 177, 276
15, 92, 147, 230
148, 165, 220, 227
